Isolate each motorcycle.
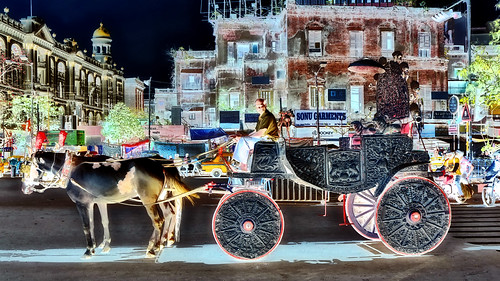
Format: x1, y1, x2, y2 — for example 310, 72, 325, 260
482, 176, 500, 207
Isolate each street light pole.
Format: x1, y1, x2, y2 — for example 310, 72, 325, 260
314, 62, 327, 146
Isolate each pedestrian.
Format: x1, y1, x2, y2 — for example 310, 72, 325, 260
232, 98, 279, 172
485, 150, 500, 181
444, 151, 466, 200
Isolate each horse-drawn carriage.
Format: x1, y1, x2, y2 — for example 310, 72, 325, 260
22, 133, 451, 260
213, 133, 450, 259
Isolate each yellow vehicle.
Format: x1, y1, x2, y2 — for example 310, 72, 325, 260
201, 150, 233, 178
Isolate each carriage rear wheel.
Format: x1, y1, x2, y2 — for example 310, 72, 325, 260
346, 188, 379, 240
212, 190, 284, 260
376, 176, 451, 255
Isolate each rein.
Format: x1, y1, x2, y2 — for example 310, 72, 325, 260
69, 178, 206, 207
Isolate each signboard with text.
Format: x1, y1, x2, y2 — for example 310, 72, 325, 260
295, 110, 347, 126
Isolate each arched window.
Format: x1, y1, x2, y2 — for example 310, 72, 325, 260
95, 77, 102, 106
88, 74, 95, 105
0, 38, 6, 55
57, 62, 66, 98
11, 44, 22, 58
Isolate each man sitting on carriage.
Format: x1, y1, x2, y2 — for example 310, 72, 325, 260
232, 98, 279, 172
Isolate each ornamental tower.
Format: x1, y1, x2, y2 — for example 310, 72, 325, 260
91, 23, 112, 64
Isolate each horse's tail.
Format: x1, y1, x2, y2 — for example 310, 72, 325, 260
163, 168, 199, 205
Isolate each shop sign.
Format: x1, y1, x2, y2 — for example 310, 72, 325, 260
295, 110, 347, 126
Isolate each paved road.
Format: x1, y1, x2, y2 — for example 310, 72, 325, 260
1, 176, 500, 280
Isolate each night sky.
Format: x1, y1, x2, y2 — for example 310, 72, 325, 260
1, 0, 498, 86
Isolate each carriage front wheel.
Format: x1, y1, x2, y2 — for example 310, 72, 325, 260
376, 176, 451, 255
212, 190, 284, 260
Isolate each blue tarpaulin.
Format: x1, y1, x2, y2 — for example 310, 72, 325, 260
190, 128, 227, 140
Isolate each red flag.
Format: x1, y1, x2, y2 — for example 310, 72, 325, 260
35, 131, 47, 150
58, 130, 68, 147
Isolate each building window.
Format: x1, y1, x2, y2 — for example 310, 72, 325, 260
309, 86, 325, 109
350, 31, 363, 58
208, 108, 216, 122
229, 92, 240, 108
350, 86, 363, 114
276, 70, 285, 80
251, 42, 259, 54
189, 113, 196, 120
259, 90, 273, 107
236, 43, 250, 61
308, 30, 322, 57
227, 42, 235, 65
381, 31, 394, 57
419, 32, 431, 58
271, 41, 278, 52
181, 73, 202, 90
450, 62, 465, 79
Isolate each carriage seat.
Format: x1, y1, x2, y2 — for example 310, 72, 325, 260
229, 141, 292, 179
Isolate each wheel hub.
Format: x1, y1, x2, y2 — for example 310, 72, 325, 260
409, 211, 421, 223
241, 220, 255, 233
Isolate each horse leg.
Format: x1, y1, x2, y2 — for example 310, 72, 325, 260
158, 201, 175, 248
74, 202, 96, 258
96, 202, 111, 253
164, 201, 176, 248
143, 203, 164, 258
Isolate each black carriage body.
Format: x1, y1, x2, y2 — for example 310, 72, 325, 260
285, 134, 429, 195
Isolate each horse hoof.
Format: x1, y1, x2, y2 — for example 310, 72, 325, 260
146, 251, 156, 258
101, 246, 111, 253
166, 238, 175, 248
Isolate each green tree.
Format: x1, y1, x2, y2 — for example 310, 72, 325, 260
459, 14, 500, 106
6, 95, 62, 131
101, 103, 145, 144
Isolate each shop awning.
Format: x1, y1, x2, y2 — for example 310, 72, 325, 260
189, 128, 227, 140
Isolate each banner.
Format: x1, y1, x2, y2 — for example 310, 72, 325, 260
58, 130, 68, 147
35, 131, 47, 150
294, 110, 347, 126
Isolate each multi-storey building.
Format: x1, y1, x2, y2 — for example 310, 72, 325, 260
124, 77, 146, 112
0, 10, 124, 130
175, 1, 450, 138
171, 49, 217, 128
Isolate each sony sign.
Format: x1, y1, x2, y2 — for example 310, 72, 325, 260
295, 110, 347, 127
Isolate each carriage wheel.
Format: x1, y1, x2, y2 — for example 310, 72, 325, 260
346, 188, 379, 240
376, 176, 451, 255
212, 190, 284, 260
482, 187, 496, 207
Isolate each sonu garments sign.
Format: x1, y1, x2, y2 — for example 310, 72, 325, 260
294, 110, 347, 126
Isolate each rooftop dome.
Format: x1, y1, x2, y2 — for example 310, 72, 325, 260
92, 23, 110, 38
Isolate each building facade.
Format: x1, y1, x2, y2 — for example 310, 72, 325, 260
124, 77, 146, 112
172, 1, 450, 135
0, 11, 124, 130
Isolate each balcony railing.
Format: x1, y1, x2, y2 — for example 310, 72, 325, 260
295, 0, 393, 6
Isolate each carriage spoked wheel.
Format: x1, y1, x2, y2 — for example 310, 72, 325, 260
376, 176, 451, 255
212, 190, 284, 260
345, 187, 379, 240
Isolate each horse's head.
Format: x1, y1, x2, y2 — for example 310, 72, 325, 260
21, 153, 43, 194
21, 150, 68, 194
